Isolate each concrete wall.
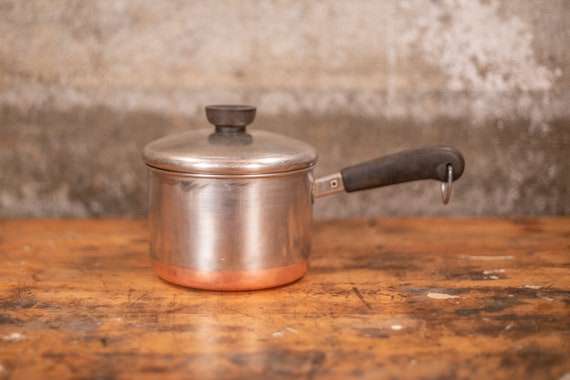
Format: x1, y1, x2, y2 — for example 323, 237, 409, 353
1, 0, 568, 218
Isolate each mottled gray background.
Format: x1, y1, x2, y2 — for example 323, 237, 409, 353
1, 0, 568, 219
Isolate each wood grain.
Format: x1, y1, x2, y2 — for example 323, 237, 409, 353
0, 218, 569, 379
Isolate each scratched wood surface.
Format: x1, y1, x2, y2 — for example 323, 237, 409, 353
0, 218, 569, 380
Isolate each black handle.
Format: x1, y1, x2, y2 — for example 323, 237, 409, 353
340, 146, 465, 193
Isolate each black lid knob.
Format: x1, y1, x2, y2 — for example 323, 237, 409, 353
205, 105, 256, 131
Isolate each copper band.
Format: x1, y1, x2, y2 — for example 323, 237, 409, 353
151, 259, 309, 291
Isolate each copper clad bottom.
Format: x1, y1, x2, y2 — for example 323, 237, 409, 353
147, 167, 314, 290
151, 259, 309, 291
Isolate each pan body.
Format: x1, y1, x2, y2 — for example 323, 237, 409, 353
147, 166, 314, 291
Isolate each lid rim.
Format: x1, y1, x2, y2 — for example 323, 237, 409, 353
145, 162, 317, 177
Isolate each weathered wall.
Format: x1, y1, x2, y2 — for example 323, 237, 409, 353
1, 0, 568, 218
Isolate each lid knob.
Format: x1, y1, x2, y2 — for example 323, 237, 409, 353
205, 105, 256, 133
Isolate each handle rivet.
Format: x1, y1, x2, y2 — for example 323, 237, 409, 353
329, 179, 339, 189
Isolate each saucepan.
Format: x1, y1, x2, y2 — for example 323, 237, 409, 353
142, 105, 465, 291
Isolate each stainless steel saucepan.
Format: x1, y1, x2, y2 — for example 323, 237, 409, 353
142, 105, 465, 291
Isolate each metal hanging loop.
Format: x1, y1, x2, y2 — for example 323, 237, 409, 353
441, 164, 453, 205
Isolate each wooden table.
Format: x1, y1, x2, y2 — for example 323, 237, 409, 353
0, 218, 568, 379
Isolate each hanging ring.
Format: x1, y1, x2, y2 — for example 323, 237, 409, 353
441, 164, 453, 205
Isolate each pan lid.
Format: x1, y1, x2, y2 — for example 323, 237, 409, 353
142, 105, 318, 175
